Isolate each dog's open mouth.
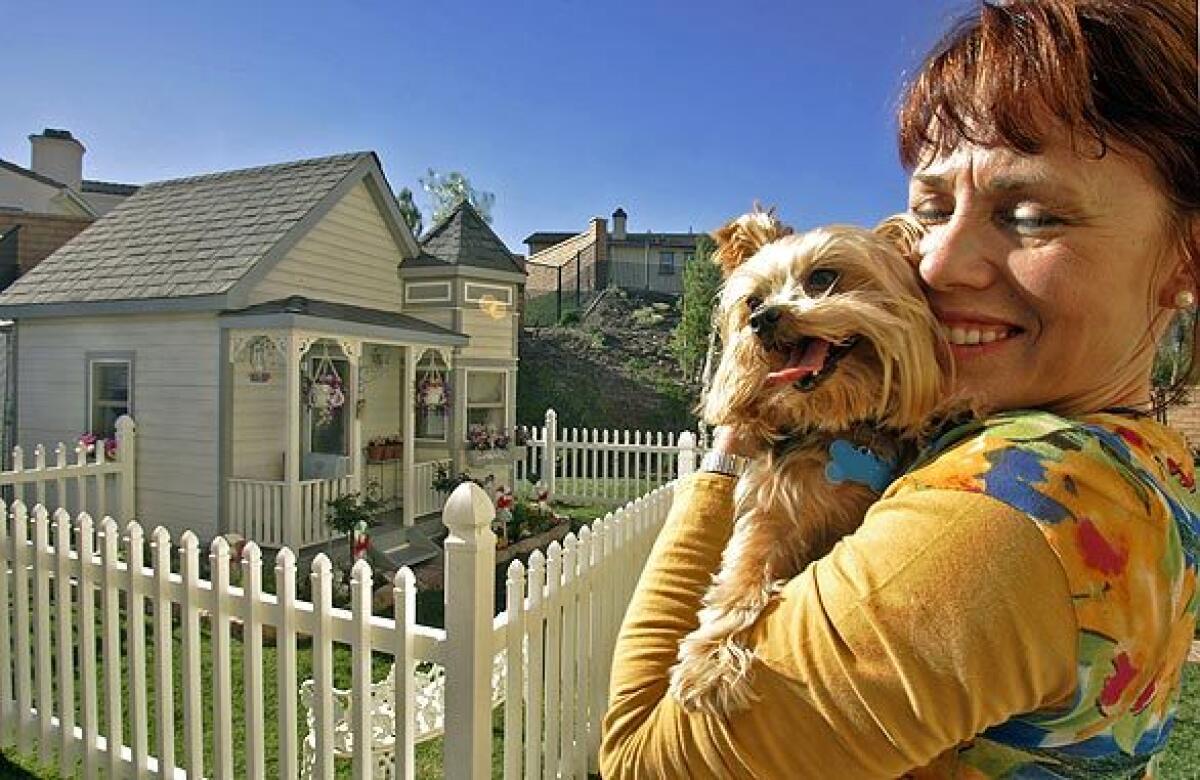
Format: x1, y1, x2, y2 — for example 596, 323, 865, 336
765, 336, 860, 391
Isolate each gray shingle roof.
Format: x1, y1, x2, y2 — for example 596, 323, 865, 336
416, 201, 524, 274
0, 153, 369, 306
222, 295, 468, 342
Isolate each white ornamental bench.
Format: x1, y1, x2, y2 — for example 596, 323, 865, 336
299, 654, 507, 778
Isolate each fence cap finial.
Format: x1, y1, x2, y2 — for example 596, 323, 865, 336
678, 430, 698, 448
442, 480, 496, 534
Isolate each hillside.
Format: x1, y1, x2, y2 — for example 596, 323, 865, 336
517, 289, 703, 433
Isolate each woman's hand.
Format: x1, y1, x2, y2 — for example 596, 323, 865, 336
711, 424, 762, 459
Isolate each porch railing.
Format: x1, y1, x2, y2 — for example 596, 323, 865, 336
228, 476, 353, 548
412, 459, 450, 519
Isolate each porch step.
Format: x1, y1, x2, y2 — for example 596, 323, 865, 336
372, 523, 441, 570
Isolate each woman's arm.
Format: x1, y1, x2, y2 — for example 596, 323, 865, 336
600, 475, 1079, 779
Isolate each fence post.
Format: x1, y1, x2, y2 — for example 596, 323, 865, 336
545, 408, 558, 501
115, 416, 136, 521
677, 431, 698, 478
442, 481, 496, 780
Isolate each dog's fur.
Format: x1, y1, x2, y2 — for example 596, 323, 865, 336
667, 208, 953, 716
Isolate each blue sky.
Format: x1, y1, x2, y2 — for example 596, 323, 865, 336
5, 1, 969, 250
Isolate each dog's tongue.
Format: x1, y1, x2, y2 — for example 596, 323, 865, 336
766, 339, 831, 385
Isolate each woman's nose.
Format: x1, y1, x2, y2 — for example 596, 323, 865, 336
917, 216, 999, 292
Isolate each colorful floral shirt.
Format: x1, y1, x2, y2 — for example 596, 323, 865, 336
890, 410, 1200, 778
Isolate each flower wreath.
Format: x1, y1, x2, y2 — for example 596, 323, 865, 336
306, 373, 345, 427
417, 374, 451, 415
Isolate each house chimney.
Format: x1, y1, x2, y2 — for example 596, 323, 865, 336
29, 129, 85, 191
612, 206, 627, 241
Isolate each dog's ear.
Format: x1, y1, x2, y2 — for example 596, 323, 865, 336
711, 206, 792, 277
874, 213, 925, 266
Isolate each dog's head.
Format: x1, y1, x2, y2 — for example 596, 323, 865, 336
704, 208, 949, 439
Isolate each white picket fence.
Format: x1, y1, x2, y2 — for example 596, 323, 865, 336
517, 409, 696, 505
0, 434, 696, 778
0, 416, 135, 526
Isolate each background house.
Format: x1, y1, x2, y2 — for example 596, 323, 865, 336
523, 207, 698, 313
0, 151, 523, 555
0, 129, 138, 288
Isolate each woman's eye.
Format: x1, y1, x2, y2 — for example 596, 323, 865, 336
1001, 207, 1064, 231
909, 203, 951, 225
746, 295, 764, 312
804, 269, 840, 296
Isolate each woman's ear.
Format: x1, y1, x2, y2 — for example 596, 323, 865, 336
1157, 253, 1197, 310
1159, 218, 1200, 308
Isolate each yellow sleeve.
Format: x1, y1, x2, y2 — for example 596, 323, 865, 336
599, 474, 1079, 779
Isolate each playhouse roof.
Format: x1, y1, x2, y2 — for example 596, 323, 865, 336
0, 152, 417, 312
414, 200, 524, 275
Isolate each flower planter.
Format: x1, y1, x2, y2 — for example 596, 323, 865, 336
466, 449, 513, 466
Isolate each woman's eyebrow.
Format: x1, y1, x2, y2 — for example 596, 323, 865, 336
910, 171, 1084, 203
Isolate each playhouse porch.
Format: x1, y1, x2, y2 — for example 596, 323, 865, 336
220, 297, 466, 549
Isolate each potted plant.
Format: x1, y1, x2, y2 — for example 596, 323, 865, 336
326, 491, 382, 559
431, 464, 476, 495
386, 434, 402, 460
366, 437, 386, 462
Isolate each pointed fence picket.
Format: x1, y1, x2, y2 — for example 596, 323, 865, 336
0, 428, 693, 778
0, 416, 135, 524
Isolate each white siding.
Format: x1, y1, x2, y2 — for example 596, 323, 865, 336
15, 314, 221, 540
247, 182, 405, 312
459, 310, 516, 361
230, 364, 285, 481
360, 346, 402, 446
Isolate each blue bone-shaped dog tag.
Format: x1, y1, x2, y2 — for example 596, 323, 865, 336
824, 439, 897, 494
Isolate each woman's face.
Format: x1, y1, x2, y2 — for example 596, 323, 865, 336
907, 128, 1188, 414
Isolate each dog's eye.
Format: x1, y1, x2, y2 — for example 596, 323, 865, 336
745, 295, 764, 312
804, 268, 840, 296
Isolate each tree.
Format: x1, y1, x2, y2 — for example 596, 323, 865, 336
420, 168, 496, 225
672, 234, 723, 381
396, 187, 423, 237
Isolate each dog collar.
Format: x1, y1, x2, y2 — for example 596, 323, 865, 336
824, 439, 897, 494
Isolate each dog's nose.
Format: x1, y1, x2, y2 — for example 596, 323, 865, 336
749, 305, 783, 335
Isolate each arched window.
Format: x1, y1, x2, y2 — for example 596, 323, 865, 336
415, 350, 450, 442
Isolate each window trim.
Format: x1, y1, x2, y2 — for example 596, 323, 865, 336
464, 368, 509, 435
85, 352, 135, 437
658, 251, 676, 275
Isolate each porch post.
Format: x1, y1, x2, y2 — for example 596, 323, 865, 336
401, 345, 416, 527
284, 332, 302, 551
344, 340, 362, 494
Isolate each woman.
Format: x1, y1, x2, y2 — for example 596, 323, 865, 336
599, 1, 1199, 777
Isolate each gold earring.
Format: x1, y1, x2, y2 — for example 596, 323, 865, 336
1175, 290, 1196, 309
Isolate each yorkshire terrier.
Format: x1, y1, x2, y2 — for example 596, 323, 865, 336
668, 208, 954, 717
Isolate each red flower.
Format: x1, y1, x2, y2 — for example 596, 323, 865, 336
1075, 518, 1128, 576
